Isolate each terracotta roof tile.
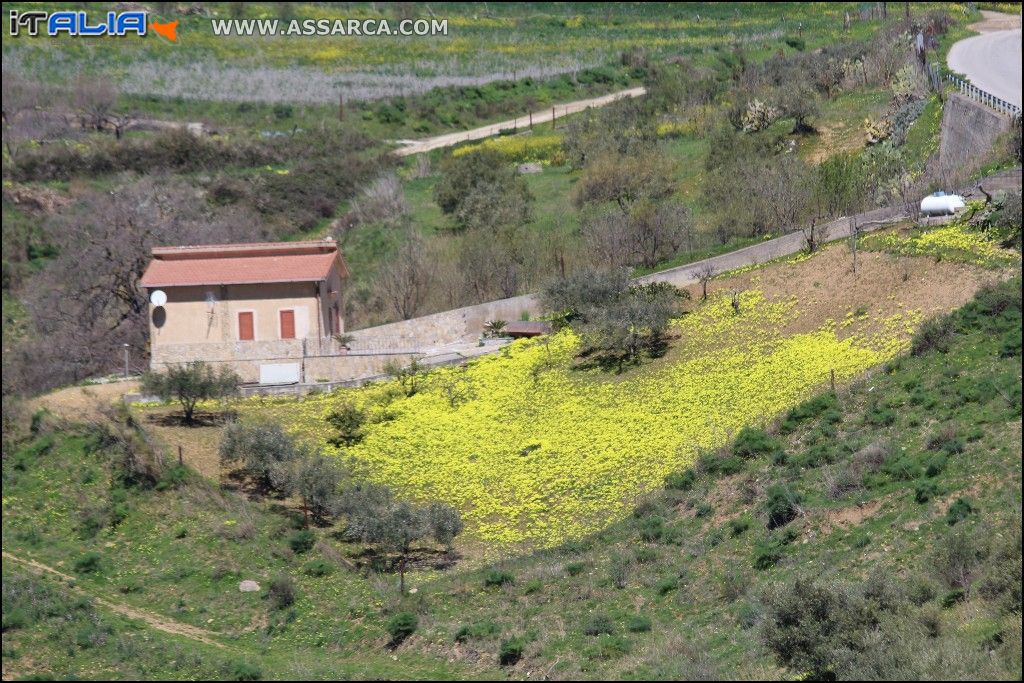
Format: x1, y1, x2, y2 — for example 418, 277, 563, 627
140, 241, 345, 288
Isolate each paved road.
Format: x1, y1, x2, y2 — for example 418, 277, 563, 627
947, 11, 1022, 109
391, 86, 646, 157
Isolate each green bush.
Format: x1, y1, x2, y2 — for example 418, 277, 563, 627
697, 449, 746, 477
753, 530, 797, 570
941, 588, 966, 608
883, 455, 923, 481
565, 561, 587, 576
655, 576, 679, 595
626, 615, 652, 632
484, 569, 515, 587
73, 552, 102, 574
288, 529, 316, 554
780, 392, 839, 432
914, 479, 940, 503
638, 516, 665, 542
585, 633, 631, 659
326, 402, 365, 447
230, 660, 263, 681
729, 515, 752, 537
498, 636, 525, 665
912, 315, 955, 356
2, 609, 28, 631
945, 497, 976, 525
765, 484, 801, 529
664, 469, 696, 491
865, 403, 897, 426
386, 611, 418, 642
267, 576, 296, 610
583, 613, 616, 636
633, 547, 658, 564
156, 464, 189, 491
303, 559, 334, 577
733, 427, 783, 459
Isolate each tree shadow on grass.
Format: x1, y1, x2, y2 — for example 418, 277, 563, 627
328, 540, 460, 575
145, 409, 237, 428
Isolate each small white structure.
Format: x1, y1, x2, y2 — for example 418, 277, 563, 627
920, 191, 966, 216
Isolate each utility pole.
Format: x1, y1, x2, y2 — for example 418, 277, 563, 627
123, 344, 130, 378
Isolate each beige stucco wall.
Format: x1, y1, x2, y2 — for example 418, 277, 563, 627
149, 280, 344, 348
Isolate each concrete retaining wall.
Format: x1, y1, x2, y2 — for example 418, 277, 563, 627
939, 93, 1014, 173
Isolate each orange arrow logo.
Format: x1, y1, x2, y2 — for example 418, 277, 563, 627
151, 20, 178, 42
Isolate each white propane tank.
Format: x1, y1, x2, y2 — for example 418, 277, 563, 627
920, 191, 966, 216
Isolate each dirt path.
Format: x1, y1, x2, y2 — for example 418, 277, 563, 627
968, 9, 1022, 33
391, 86, 646, 156
2, 551, 225, 649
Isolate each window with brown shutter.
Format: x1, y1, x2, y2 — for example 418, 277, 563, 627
238, 311, 254, 341
280, 309, 295, 339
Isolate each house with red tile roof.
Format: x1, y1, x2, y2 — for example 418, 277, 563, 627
140, 239, 348, 384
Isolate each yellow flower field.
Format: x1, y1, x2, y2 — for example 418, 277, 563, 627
863, 220, 1018, 268
452, 134, 565, 165
246, 291, 921, 550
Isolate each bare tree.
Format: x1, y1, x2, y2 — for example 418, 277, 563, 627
2, 70, 68, 159
73, 76, 118, 132
848, 215, 862, 273
16, 176, 266, 394
631, 200, 693, 268
801, 217, 821, 254
695, 262, 718, 300
377, 231, 431, 320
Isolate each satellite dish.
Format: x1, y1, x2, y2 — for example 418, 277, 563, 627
150, 290, 167, 307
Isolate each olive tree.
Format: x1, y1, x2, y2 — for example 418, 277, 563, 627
339, 483, 463, 593
293, 453, 345, 526
541, 270, 689, 368
218, 420, 298, 493
141, 361, 239, 425
433, 148, 533, 231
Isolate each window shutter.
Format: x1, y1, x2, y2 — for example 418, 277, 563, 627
280, 309, 295, 339
238, 311, 254, 341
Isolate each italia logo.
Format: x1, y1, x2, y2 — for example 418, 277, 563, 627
8, 10, 178, 41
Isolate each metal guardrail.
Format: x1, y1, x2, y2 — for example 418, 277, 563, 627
943, 72, 1022, 120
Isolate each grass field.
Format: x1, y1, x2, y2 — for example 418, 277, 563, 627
3, 2, 891, 100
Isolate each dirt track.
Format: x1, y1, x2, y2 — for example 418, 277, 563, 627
392, 86, 646, 156
2, 551, 225, 649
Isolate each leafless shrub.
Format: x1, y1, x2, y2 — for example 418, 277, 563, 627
852, 441, 887, 473
410, 154, 432, 179
376, 231, 432, 320
351, 173, 408, 227
823, 462, 864, 499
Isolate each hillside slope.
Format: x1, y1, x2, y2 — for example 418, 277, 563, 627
3, 275, 1020, 680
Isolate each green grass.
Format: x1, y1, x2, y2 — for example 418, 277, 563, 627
902, 93, 944, 172
4, 277, 1020, 680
